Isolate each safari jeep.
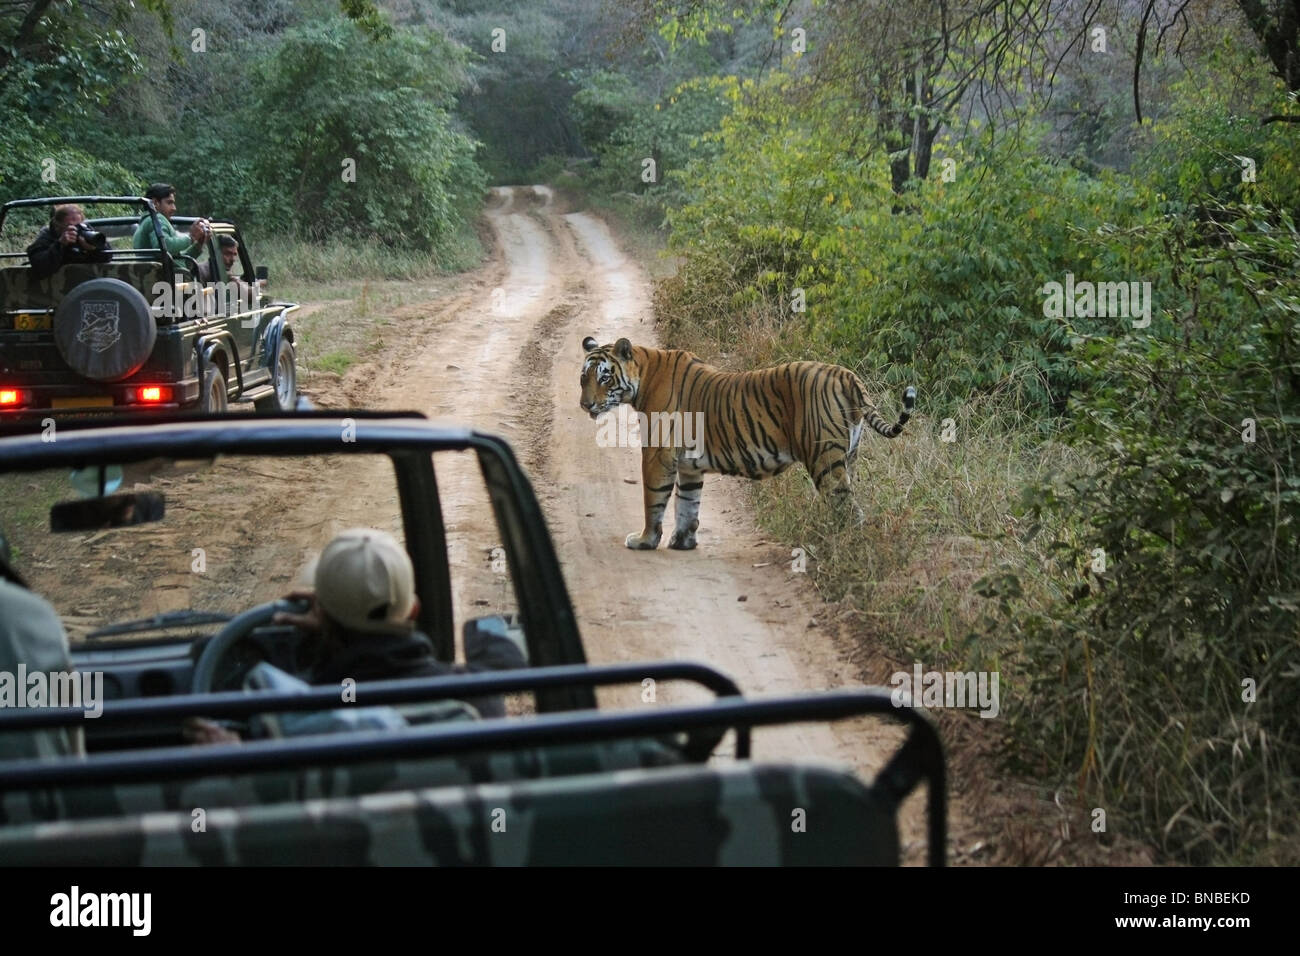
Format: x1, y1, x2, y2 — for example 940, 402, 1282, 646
0, 196, 298, 418
0, 413, 946, 866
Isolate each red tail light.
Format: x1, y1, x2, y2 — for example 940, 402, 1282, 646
127, 386, 173, 404
0, 388, 31, 407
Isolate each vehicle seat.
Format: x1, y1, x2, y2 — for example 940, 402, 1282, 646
0, 737, 684, 826
0, 262, 165, 314
0, 761, 898, 865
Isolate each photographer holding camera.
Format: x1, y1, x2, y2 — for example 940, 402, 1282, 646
26, 203, 113, 279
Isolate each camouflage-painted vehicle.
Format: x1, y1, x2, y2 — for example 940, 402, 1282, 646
0, 413, 946, 865
0, 196, 298, 418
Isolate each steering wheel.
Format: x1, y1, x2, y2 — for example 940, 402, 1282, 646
192, 598, 310, 694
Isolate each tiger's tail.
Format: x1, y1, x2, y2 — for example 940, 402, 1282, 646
865, 385, 917, 439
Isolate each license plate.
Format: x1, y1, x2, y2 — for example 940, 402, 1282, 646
14, 312, 51, 331
51, 396, 114, 409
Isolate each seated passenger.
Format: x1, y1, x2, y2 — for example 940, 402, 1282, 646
25, 204, 113, 280
197, 235, 240, 284
132, 182, 209, 263
286, 527, 525, 716
0, 533, 85, 760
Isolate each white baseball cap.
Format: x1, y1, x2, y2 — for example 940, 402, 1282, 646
313, 528, 417, 635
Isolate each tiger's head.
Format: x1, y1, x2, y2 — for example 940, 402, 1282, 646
580, 336, 638, 419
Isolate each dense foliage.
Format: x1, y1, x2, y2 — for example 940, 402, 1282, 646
662, 85, 1166, 416
973, 205, 1300, 862
611, 4, 1300, 863
245, 20, 484, 250
1, 2, 484, 256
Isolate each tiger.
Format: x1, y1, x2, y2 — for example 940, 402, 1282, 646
580, 335, 916, 550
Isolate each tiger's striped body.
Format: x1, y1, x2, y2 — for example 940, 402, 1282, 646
580, 336, 916, 550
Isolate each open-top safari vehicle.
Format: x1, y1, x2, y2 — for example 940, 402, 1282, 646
0, 196, 298, 418
0, 412, 945, 865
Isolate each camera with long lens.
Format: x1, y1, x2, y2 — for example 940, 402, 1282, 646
75, 222, 108, 249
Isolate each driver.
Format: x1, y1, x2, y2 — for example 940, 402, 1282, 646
184, 528, 525, 744
197, 235, 241, 284
283, 527, 525, 713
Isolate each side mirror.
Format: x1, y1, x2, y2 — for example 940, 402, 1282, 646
463, 613, 529, 665
255, 265, 269, 282
50, 492, 165, 532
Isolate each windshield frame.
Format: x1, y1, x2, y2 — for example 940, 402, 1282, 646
0, 412, 594, 712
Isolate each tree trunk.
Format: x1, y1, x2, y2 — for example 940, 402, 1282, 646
0, 0, 59, 72
888, 61, 938, 201
1236, 0, 1300, 92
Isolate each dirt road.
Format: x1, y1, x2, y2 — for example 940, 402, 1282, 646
305, 185, 962, 862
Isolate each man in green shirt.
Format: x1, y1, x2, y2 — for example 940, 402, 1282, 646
131, 182, 210, 262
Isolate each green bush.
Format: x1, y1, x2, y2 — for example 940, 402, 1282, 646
571, 71, 643, 150
662, 82, 1165, 416
0, 131, 138, 201
983, 205, 1300, 863
109, 124, 272, 228
245, 18, 486, 255
580, 73, 736, 226
659, 76, 882, 342
1138, 37, 1300, 217
0, 75, 138, 201
816, 134, 1164, 416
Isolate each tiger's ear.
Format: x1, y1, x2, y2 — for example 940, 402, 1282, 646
614, 338, 633, 360
582, 336, 599, 352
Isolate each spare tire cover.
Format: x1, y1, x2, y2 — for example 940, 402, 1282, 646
53, 277, 157, 382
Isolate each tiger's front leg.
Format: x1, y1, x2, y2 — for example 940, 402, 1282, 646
668, 460, 704, 550
626, 445, 677, 550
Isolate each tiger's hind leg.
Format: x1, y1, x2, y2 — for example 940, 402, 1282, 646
626, 446, 677, 550
668, 460, 704, 550
809, 436, 865, 527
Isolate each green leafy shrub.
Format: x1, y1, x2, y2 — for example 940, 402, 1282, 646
984, 205, 1300, 863
658, 76, 883, 346
1139, 36, 1300, 218
662, 82, 1164, 416
0, 58, 138, 200
245, 18, 486, 255
581, 74, 737, 227
0, 128, 138, 200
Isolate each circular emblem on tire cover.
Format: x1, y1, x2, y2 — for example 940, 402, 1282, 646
53, 278, 157, 382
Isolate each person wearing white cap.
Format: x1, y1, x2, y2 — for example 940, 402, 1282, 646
280, 528, 525, 717
187, 528, 526, 744
309, 527, 423, 641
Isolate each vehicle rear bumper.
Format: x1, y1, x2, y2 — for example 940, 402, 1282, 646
0, 380, 200, 416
